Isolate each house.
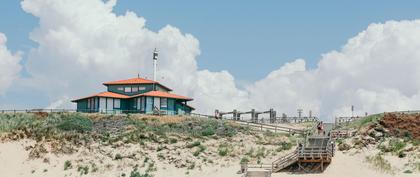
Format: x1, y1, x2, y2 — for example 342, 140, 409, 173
71, 77, 194, 115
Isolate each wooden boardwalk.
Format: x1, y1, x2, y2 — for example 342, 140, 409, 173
243, 136, 335, 176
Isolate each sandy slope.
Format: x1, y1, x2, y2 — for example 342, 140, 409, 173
0, 140, 417, 177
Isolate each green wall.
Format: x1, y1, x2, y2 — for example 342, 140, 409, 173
76, 96, 192, 115
107, 84, 171, 96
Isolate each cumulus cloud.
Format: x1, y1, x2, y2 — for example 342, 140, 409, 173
21, 0, 244, 110
247, 20, 420, 118
0, 33, 22, 95
18, 0, 420, 118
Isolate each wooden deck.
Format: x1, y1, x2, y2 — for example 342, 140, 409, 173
244, 136, 335, 175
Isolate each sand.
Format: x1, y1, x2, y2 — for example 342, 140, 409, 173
0, 139, 417, 177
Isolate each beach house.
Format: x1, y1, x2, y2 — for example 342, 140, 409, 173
71, 77, 194, 115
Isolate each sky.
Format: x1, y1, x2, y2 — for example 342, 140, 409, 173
1, 0, 420, 119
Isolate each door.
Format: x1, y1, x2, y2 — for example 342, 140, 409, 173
106, 98, 113, 113
99, 98, 106, 112
154, 97, 160, 110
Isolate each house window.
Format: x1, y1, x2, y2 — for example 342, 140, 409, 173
139, 86, 146, 91
161, 98, 167, 108
132, 87, 139, 92
117, 87, 124, 91
124, 87, 132, 93
140, 97, 145, 111
114, 99, 121, 109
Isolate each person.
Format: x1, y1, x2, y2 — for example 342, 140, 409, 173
317, 121, 324, 135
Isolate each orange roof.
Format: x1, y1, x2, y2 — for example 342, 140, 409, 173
103, 77, 172, 91
103, 77, 156, 85
132, 90, 193, 101
71, 92, 130, 102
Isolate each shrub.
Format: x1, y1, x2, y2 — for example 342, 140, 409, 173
169, 138, 178, 144
64, 160, 72, 170
186, 141, 201, 148
201, 127, 215, 136
382, 138, 407, 154
115, 153, 123, 160
366, 154, 393, 173
278, 142, 292, 151
77, 165, 89, 175
218, 146, 228, 156
56, 114, 92, 132
240, 157, 249, 164
193, 145, 206, 156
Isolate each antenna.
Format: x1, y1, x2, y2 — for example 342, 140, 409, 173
153, 48, 158, 81
153, 48, 158, 91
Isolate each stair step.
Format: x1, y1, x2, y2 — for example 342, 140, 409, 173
244, 171, 271, 177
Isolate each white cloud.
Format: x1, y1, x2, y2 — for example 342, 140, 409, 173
247, 20, 420, 118
21, 0, 244, 111
0, 33, 22, 95
18, 0, 420, 119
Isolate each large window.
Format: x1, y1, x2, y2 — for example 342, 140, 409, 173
161, 98, 167, 108
132, 86, 139, 92
114, 99, 121, 109
117, 87, 124, 91
140, 97, 145, 111
154, 97, 160, 110
139, 86, 146, 91
124, 87, 132, 93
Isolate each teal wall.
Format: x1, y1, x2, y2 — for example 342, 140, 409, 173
76, 96, 192, 115
76, 99, 88, 111
107, 84, 171, 96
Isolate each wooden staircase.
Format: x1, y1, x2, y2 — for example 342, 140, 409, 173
243, 171, 271, 177
271, 150, 299, 172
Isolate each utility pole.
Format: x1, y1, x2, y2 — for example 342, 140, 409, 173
351, 105, 354, 118
297, 108, 303, 118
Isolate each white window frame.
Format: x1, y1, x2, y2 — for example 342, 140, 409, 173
140, 97, 145, 111
132, 86, 139, 92
114, 99, 121, 109
161, 98, 167, 108
124, 87, 132, 93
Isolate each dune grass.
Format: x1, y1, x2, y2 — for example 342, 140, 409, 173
365, 153, 394, 174
342, 113, 384, 130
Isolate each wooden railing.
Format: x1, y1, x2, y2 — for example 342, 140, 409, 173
271, 149, 299, 172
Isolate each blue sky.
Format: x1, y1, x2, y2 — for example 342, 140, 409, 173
1, 0, 420, 82
2, 0, 420, 116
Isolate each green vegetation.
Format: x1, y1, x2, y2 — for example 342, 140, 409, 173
193, 145, 206, 156
186, 141, 201, 148
64, 160, 72, 170
169, 138, 178, 144
341, 113, 383, 130
379, 138, 406, 154
77, 165, 89, 175
56, 114, 92, 132
129, 166, 152, 177
366, 154, 393, 173
201, 127, 215, 136
115, 153, 123, 160
240, 157, 249, 164
218, 143, 229, 156
276, 142, 292, 152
